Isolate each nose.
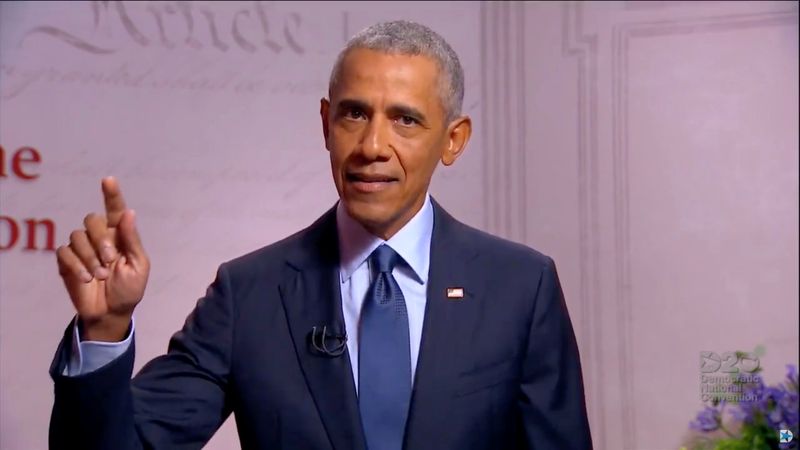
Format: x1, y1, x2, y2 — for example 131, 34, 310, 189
358, 115, 392, 161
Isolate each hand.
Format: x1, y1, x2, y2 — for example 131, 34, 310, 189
56, 177, 150, 342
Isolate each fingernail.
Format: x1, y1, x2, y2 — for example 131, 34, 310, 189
94, 266, 109, 280
79, 270, 93, 283
101, 244, 116, 263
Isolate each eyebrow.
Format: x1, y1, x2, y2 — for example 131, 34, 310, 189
337, 98, 371, 115
336, 98, 429, 126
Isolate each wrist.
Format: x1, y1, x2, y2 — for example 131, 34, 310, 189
79, 313, 132, 342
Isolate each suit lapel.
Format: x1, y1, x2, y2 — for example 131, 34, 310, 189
278, 200, 483, 449
280, 208, 366, 450
405, 200, 485, 448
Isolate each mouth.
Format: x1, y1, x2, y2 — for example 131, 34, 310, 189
345, 172, 399, 193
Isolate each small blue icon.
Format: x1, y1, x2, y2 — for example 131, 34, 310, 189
780, 429, 794, 443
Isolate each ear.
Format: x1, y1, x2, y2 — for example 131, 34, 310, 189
441, 115, 472, 166
320, 98, 331, 151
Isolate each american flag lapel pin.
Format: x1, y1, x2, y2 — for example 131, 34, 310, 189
446, 287, 464, 300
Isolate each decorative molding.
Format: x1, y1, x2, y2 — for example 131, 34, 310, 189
610, 7, 798, 450
561, 3, 606, 449
481, 4, 796, 449
623, 0, 724, 11
480, 1, 527, 243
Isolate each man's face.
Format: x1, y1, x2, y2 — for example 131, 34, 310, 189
321, 48, 469, 239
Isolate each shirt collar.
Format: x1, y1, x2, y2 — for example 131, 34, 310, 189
337, 194, 433, 284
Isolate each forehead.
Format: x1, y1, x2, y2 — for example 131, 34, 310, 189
332, 48, 444, 113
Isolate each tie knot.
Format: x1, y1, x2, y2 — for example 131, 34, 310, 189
370, 244, 400, 273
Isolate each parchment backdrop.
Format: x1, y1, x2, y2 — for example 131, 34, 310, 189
0, 2, 797, 449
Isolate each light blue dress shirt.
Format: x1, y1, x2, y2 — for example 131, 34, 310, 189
68, 195, 434, 390
337, 194, 433, 389
67, 317, 135, 375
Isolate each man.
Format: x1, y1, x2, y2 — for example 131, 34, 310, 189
50, 21, 592, 449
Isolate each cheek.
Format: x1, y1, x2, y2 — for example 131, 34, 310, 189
396, 144, 441, 184
328, 136, 350, 168
327, 146, 347, 189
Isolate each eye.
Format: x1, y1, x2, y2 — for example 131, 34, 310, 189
396, 115, 419, 126
343, 108, 366, 121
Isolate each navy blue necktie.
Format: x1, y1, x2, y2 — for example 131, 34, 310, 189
359, 244, 412, 450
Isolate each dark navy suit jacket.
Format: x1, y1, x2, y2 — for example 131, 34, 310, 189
49, 200, 592, 449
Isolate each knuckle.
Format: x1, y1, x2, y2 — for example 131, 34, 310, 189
84, 212, 104, 228
59, 259, 74, 274
83, 251, 100, 265
56, 245, 69, 258
69, 229, 84, 242
56, 255, 75, 274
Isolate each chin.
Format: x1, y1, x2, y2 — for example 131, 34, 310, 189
342, 197, 397, 229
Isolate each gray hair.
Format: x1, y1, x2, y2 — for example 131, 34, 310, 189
328, 20, 465, 122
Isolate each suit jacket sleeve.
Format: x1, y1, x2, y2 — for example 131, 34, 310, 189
49, 264, 235, 450
518, 257, 593, 449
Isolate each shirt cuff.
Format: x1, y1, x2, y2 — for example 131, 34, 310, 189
65, 316, 134, 376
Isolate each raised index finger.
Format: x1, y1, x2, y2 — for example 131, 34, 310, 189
101, 176, 127, 227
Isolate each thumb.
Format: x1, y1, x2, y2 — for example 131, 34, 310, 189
117, 209, 146, 264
